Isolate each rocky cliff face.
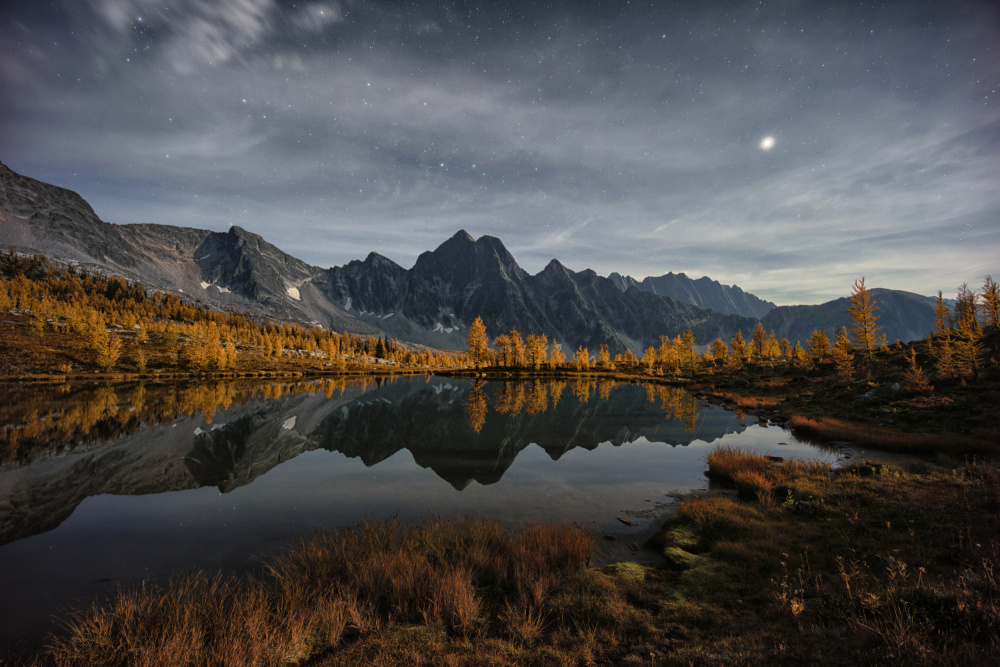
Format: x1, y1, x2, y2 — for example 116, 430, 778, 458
1, 161, 938, 348
1, 162, 756, 350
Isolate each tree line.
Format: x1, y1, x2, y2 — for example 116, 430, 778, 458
466, 274, 999, 384
0, 250, 463, 373
2, 250, 996, 382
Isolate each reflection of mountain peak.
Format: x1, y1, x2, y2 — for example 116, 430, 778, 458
310, 379, 743, 489
0, 377, 749, 545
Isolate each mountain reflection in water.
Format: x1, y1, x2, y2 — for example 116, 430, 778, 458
1, 375, 834, 650
1, 376, 734, 546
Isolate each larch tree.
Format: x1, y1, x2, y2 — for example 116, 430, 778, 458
466, 316, 489, 368
597, 344, 614, 370
952, 283, 982, 378
952, 283, 978, 332
728, 330, 749, 368
981, 276, 1000, 329
709, 338, 729, 365
642, 346, 657, 371
808, 328, 830, 361
932, 291, 950, 336
846, 276, 883, 364
525, 334, 548, 370
494, 333, 514, 367
750, 322, 768, 361
831, 328, 855, 384
508, 329, 526, 367
549, 340, 566, 368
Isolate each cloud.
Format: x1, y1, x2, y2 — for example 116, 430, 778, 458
290, 2, 344, 32
1, 1, 998, 306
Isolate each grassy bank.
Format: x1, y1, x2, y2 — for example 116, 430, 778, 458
8, 447, 998, 666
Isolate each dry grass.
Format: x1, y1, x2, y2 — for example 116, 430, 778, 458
731, 469, 775, 504
34, 517, 593, 667
787, 414, 997, 454
17, 461, 1000, 666
713, 391, 782, 408
652, 456, 1000, 664
705, 444, 771, 481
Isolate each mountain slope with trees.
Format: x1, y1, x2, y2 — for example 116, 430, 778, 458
1, 161, 942, 352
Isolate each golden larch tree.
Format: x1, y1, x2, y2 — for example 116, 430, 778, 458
846, 276, 883, 364
466, 316, 489, 368
981, 276, 1000, 329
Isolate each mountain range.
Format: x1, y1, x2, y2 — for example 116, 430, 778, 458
0, 161, 938, 350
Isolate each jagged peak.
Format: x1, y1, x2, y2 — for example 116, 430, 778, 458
451, 229, 475, 243
228, 225, 257, 238
362, 251, 403, 270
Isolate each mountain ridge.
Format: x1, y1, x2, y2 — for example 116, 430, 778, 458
0, 161, 939, 349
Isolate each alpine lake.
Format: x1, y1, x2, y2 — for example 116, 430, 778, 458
0, 374, 877, 650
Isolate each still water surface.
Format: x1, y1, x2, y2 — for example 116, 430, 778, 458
0, 375, 845, 648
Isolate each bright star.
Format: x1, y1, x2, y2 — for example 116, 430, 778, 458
760, 136, 775, 150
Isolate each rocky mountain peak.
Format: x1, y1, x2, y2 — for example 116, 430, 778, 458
413, 230, 526, 285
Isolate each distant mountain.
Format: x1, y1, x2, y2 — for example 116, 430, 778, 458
0, 161, 939, 348
609, 271, 776, 319
0, 161, 755, 351
761, 288, 938, 345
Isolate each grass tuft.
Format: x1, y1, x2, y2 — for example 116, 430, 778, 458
36, 517, 593, 666
705, 445, 771, 481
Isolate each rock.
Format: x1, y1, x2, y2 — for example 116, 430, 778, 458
855, 382, 903, 403
616, 515, 633, 526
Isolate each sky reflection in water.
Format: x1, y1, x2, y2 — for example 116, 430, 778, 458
0, 376, 838, 647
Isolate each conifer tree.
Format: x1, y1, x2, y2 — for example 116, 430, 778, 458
982, 276, 1000, 329
952, 283, 978, 332
709, 338, 728, 365
681, 331, 698, 372
932, 291, 950, 336
509, 329, 526, 367
466, 316, 490, 368
847, 276, 882, 364
831, 329, 855, 383
792, 341, 811, 370
931, 333, 958, 379
901, 348, 933, 393
728, 330, 748, 368
96, 335, 122, 371
525, 334, 548, 370
597, 344, 614, 370
951, 283, 982, 378
494, 334, 513, 367
548, 340, 566, 368
750, 322, 768, 360
808, 328, 830, 361
642, 346, 657, 371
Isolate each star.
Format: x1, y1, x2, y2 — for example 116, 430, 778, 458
759, 136, 775, 150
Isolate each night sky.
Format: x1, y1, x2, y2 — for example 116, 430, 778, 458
1, 1, 998, 304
